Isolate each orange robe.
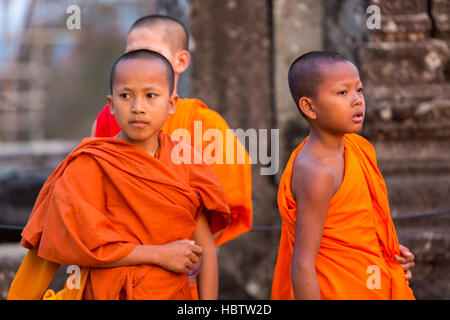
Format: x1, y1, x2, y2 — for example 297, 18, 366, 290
271, 133, 415, 300
8, 131, 230, 300
95, 99, 252, 246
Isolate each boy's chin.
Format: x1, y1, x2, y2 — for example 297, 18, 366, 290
346, 124, 364, 134
121, 131, 157, 143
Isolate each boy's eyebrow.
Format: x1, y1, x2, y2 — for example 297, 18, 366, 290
142, 86, 164, 91
116, 86, 132, 91
115, 85, 164, 91
330, 79, 362, 87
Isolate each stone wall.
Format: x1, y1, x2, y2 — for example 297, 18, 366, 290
190, 0, 279, 299
0, 140, 78, 299
0, 141, 78, 229
324, 0, 450, 299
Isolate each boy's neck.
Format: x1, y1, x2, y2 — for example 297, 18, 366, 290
307, 128, 345, 156
173, 73, 180, 97
117, 131, 160, 157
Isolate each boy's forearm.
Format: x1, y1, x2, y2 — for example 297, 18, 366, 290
96, 245, 161, 268
194, 211, 218, 299
197, 245, 218, 300
291, 264, 321, 300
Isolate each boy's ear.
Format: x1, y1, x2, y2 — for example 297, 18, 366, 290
173, 50, 190, 74
107, 95, 115, 115
168, 94, 178, 115
299, 97, 317, 120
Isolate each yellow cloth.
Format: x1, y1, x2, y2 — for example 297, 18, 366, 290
8, 248, 88, 300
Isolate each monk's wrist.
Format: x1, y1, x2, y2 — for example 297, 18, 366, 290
143, 244, 163, 266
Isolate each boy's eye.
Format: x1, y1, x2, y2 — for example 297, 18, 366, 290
357, 87, 364, 93
337, 90, 347, 95
147, 93, 156, 98
119, 93, 130, 99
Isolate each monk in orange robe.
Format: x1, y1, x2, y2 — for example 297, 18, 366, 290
9, 49, 230, 300
91, 15, 252, 247
271, 51, 415, 300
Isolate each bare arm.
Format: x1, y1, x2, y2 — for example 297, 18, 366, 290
291, 160, 337, 300
194, 211, 218, 299
97, 240, 202, 274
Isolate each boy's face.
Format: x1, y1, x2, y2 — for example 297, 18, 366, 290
311, 61, 365, 134
108, 58, 176, 147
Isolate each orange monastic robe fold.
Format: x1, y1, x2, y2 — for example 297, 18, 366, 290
8, 131, 230, 300
271, 133, 415, 300
95, 99, 252, 246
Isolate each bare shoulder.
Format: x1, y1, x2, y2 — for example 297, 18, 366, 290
291, 152, 339, 203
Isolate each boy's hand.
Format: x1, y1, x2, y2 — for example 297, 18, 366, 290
155, 240, 203, 274
394, 244, 415, 284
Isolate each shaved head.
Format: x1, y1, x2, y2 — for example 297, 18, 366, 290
288, 51, 352, 116
109, 49, 175, 94
128, 15, 189, 54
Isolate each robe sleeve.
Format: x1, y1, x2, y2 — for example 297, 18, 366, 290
188, 150, 231, 236
21, 154, 136, 267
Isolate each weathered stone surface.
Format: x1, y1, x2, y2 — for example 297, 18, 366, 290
0, 140, 77, 169
218, 226, 281, 300
363, 117, 450, 140
363, 88, 450, 140
395, 214, 450, 300
324, 0, 367, 61
0, 243, 27, 300
375, 13, 432, 41
315, 0, 450, 300
431, 0, 450, 33
385, 173, 450, 217
371, 0, 429, 15
0, 169, 48, 208
364, 83, 450, 118
358, 40, 449, 85
191, 0, 278, 300
0, 243, 76, 300
190, 0, 273, 131
0, 140, 77, 230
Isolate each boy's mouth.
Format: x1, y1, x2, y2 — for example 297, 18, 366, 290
130, 119, 149, 128
352, 110, 364, 123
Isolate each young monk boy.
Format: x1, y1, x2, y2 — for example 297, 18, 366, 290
271, 51, 415, 300
8, 49, 230, 300
91, 15, 252, 247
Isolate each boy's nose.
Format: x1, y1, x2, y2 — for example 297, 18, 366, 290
131, 101, 145, 113
352, 93, 363, 106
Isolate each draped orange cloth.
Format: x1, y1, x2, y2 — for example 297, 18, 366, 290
8, 131, 230, 300
271, 133, 415, 300
95, 99, 252, 246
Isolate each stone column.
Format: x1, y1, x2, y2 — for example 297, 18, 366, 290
190, 0, 276, 299
273, 0, 324, 172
